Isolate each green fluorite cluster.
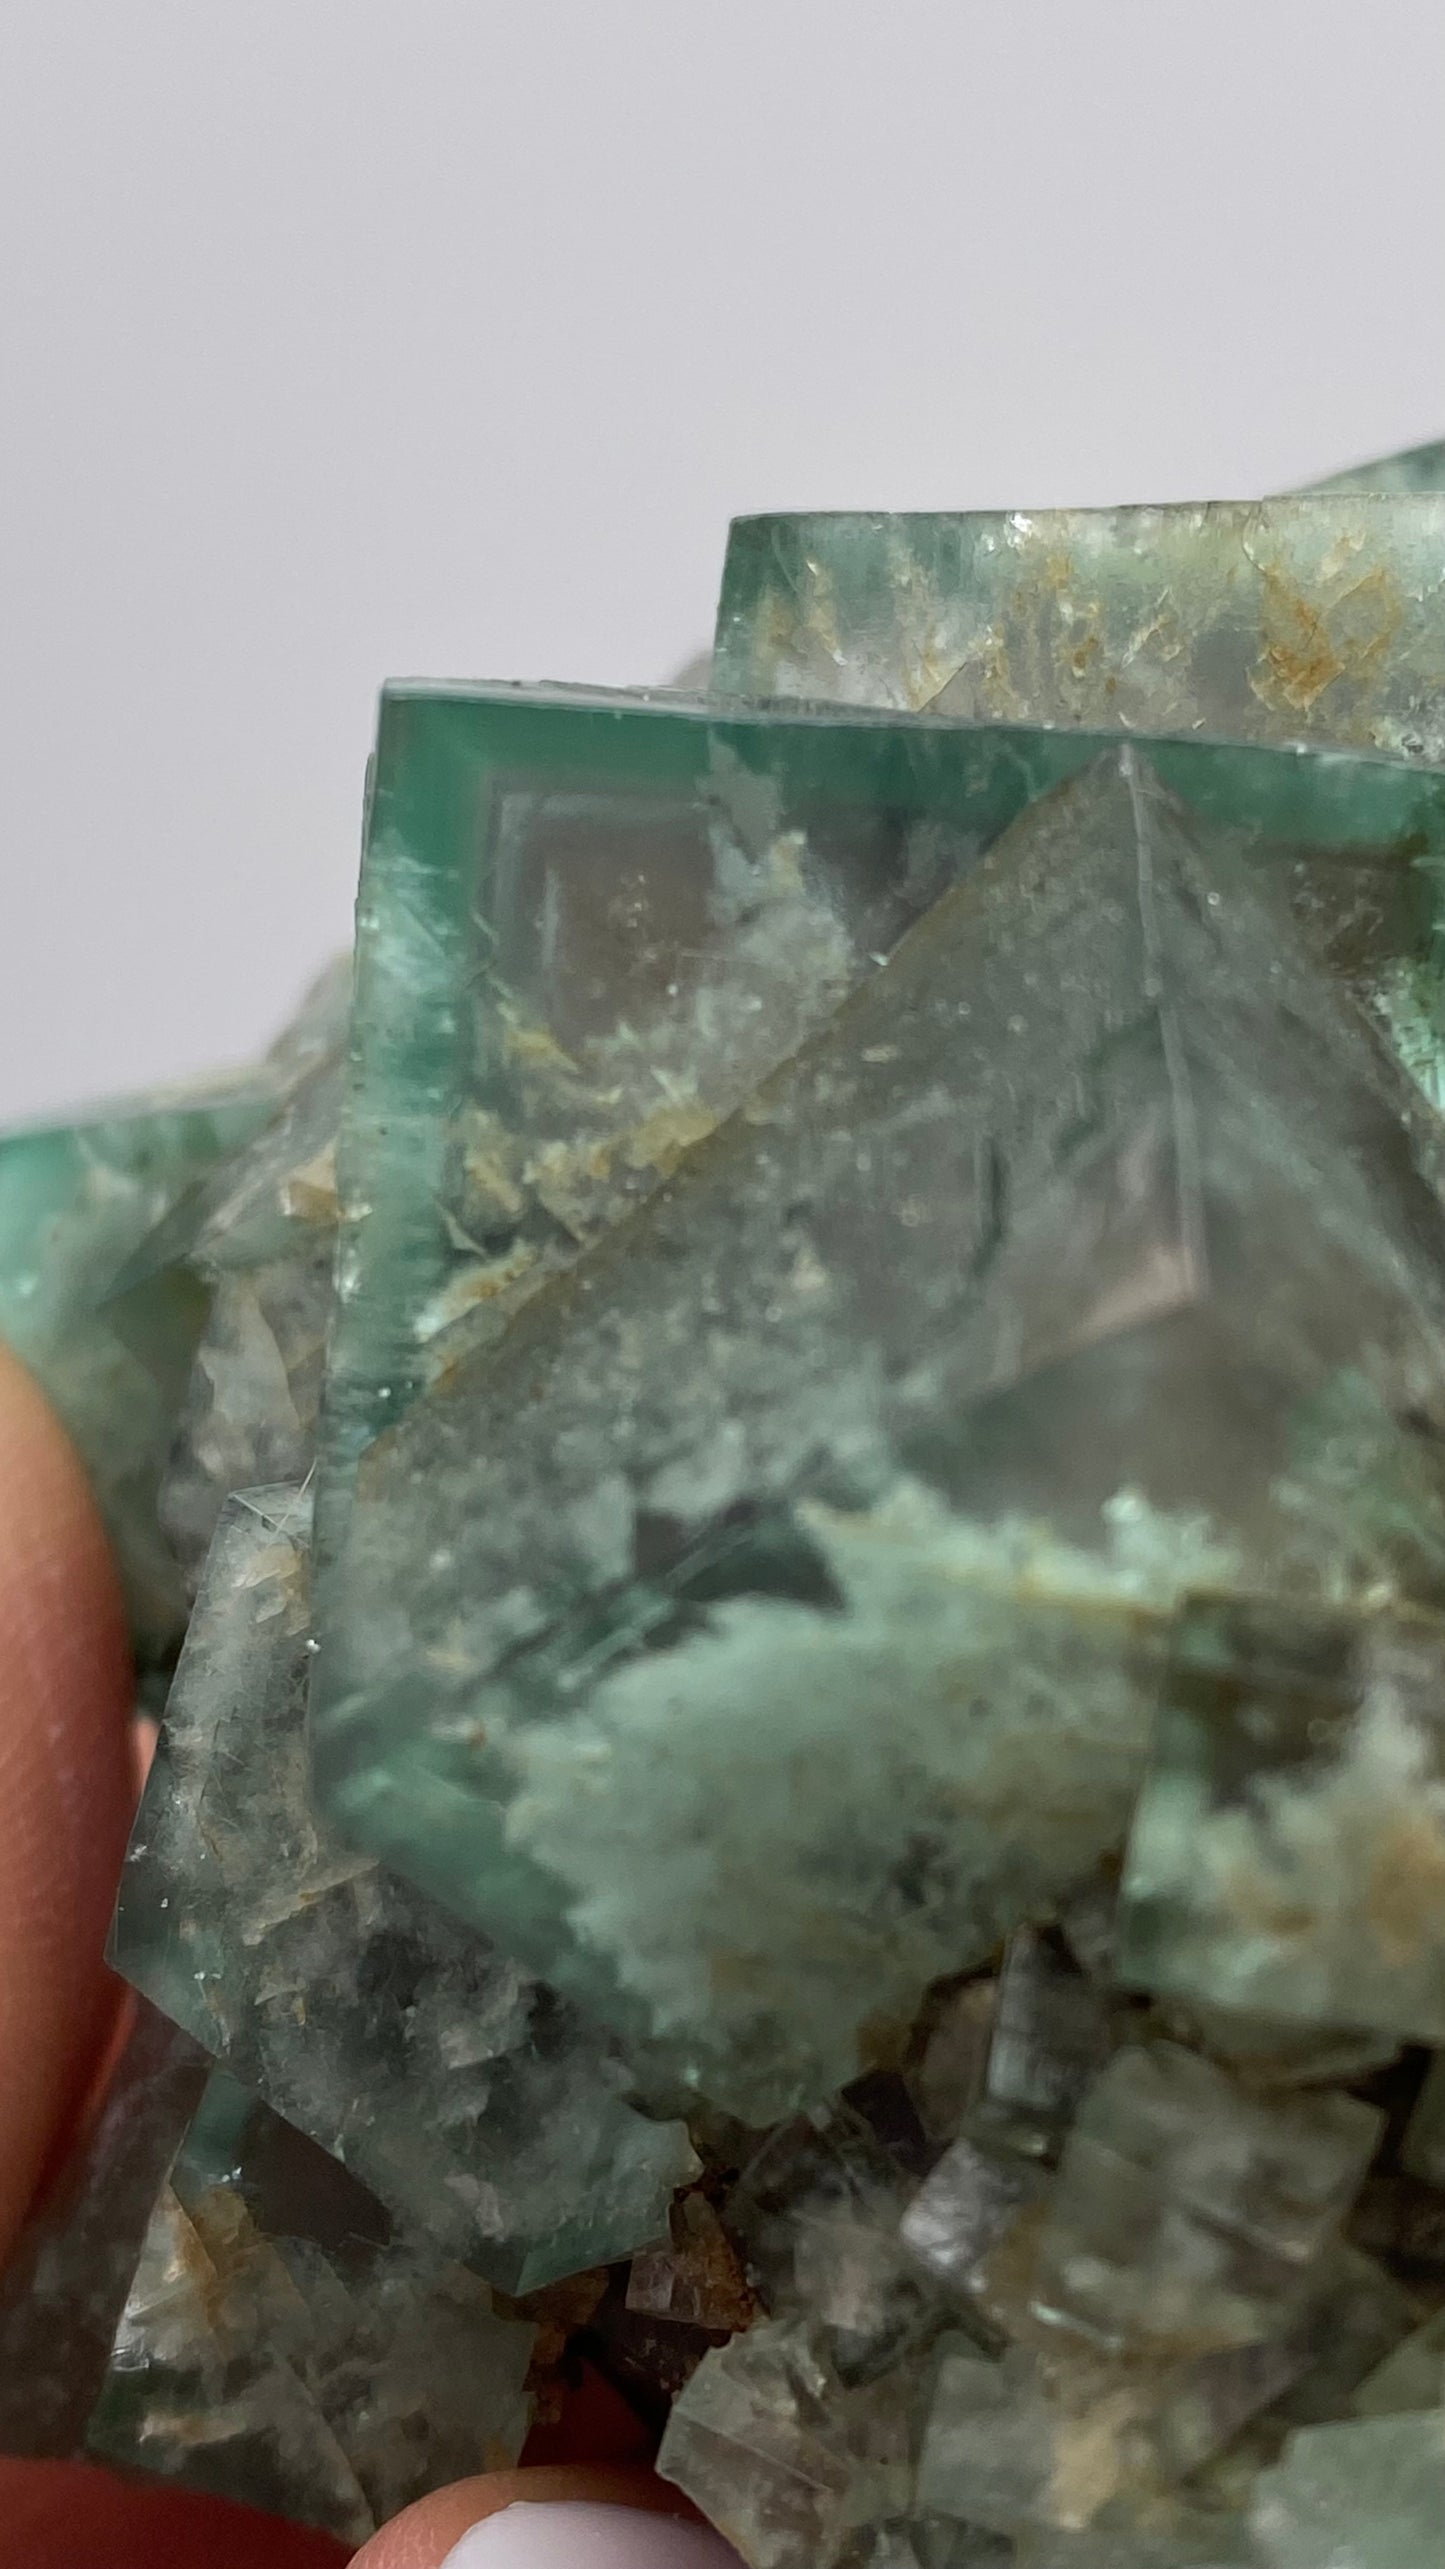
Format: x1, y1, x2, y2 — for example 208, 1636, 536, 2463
7, 437, 1445, 2559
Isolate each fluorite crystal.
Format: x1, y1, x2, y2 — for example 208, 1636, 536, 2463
86, 2070, 535, 2542
111, 1482, 694, 2291
0, 956, 347, 1655
310, 742, 1445, 2118
0, 1079, 273, 1652
10, 438, 1445, 2563
713, 497, 1445, 759
0, 1999, 206, 2457
1249, 2410, 1445, 2566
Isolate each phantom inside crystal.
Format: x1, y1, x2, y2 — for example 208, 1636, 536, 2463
312, 742, 1445, 2119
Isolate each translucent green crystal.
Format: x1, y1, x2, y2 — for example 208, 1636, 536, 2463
158, 961, 348, 1585
1306, 437, 1445, 494
714, 497, 1445, 760
657, 2321, 856, 2569
112, 1484, 693, 2292
86, 2070, 535, 2543
0, 1079, 273, 1651
1030, 2044, 1381, 2353
1249, 2410, 1445, 2567
713, 500, 1445, 1116
313, 745, 1445, 2120
1118, 1595, 1445, 2041
312, 681, 1445, 1532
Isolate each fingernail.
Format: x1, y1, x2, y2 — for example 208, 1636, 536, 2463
439, 2499, 743, 2569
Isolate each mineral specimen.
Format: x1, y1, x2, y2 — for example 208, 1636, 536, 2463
9, 440, 1445, 2565
86, 2070, 535, 2542
112, 1482, 694, 2291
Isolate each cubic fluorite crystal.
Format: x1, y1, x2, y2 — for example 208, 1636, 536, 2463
310, 742, 1445, 2118
9, 435, 1445, 2563
86, 2069, 535, 2542
111, 1482, 694, 2291
712, 498, 1445, 758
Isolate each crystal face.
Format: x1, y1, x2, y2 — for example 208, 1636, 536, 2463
312, 743, 1445, 2119
15, 439, 1445, 2560
86, 2070, 535, 2543
112, 1483, 693, 2293
713, 498, 1445, 759
1306, 436, 1445, 494
310, 680, 1445, 1535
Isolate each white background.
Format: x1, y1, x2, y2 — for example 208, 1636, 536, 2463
2, 0, 1443, 1121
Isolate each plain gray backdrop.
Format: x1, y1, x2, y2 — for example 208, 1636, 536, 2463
3, 0, 1443, 1122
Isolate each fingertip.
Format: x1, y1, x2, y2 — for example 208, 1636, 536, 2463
350, 2470, 714, 2569
0, 1344, 134, 2259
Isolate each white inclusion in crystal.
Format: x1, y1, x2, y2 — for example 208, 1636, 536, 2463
506, 1483, 1240, 2116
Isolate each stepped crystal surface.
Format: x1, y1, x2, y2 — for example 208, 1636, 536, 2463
158, 960, 348, 1587
313, 745, 1445, 2120
1119, 1596, 1445, 2039
112, 1484, 693, 2292
87, 2070, 535, 2542
0, 1079, 272, 1651
0, 957, 348, 1655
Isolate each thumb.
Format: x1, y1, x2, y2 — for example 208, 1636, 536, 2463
0, 1343, 134, 2259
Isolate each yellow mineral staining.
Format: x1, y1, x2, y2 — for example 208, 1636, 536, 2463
499, 1012, 582, 1082
526, 1135, 619, 1239
620, 1100, 717, 1178
418, 1239, 542, 1341
1044, 2384, 1148, 2531
1362, 1805, 1445, 1965
1249, 559, 1401, 726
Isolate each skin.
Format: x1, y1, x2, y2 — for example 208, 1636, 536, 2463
0, 1344, 693, 2567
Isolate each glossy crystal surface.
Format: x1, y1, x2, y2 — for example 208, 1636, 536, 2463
312, 743, 1445, 2120
714, 498, 1445, 759
113, 1484, 693, 2292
